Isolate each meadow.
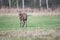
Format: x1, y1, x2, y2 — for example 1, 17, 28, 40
0, 16, 60, 30
0, 15, 60, 40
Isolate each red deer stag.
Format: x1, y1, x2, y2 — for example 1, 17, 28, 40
19, 11, 27, 27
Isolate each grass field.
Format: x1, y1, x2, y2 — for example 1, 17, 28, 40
0, 16, 60, 30
0, 15, 60, 40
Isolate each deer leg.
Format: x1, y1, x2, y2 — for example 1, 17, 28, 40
20, 21, 22, 27
26, 21, 27, 27
20, 22, 21, 27
22, 21, 24, 27
23, 21, 25, 27
20, 21, 23, 27
24, 21, 27, 27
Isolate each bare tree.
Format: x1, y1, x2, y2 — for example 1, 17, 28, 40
46, 0, 49, 9
22, 0, 25, 9
17, 0, 18, 8
34, 0, 36, 6
1, 0, 2, 8
39, 0, 42, 8
9, 0, 11, 8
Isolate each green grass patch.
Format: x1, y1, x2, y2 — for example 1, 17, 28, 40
0, 16, 60, 30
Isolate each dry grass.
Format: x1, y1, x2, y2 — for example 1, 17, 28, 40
0, 8, 60, 16
0, 8, 60, 40
0, 28, 60, 40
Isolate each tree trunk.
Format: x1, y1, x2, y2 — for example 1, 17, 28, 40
39, 0, 42, 8
46, 0, 49, 9
17, 0, 18, 8
22, 0, 24, 9
34, 0, 36, 6
9, 0, 11, 8
1, 0, 2, 8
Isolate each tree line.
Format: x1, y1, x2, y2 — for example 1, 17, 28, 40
0, 0, 60, 9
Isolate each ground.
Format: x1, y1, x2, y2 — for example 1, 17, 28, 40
0, 16, 60, 30
0, 13, 60, 40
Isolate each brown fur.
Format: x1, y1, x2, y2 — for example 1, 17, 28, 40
19, 12, 27, 27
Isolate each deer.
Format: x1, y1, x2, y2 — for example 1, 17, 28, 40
19, 11, 27, 27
